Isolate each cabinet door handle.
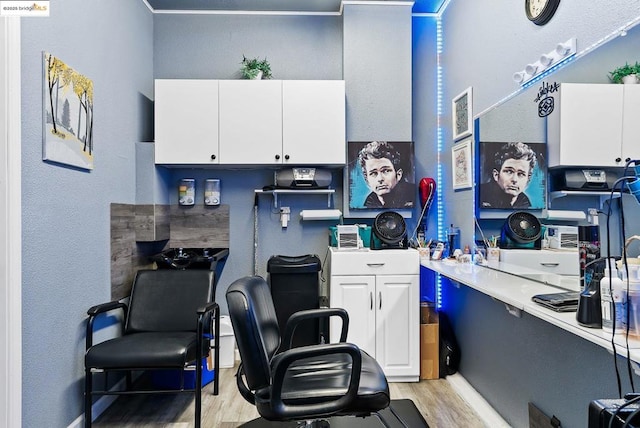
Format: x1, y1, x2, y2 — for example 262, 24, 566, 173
275, 154, 280, 160
616, 157, 622, 163
378, 291, 382, 310
367, 263, 385, 267
370, 292, 373, 310
626, 157, 632, 163
284, 154, 290, 160
540, 262, 559, 267
210, 154, 216, 160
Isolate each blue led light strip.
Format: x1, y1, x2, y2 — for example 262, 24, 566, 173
435, 18, 444, 309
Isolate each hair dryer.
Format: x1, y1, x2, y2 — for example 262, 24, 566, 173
418, 178, 436, 231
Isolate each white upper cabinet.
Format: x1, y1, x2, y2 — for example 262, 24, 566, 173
547, 83, 640, 168
282, 80, 346, 165
154, 79, 220, 165
218, 80, 283, 165
622, 85, 640, 164
154, 79, 346, 166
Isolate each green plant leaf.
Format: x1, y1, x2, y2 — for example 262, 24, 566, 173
240, 55, 273, 79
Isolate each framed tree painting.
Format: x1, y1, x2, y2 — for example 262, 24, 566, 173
43, 52, 94, 170
452, 87, 473, 141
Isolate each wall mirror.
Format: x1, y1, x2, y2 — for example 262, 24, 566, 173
474, 20, 640, 289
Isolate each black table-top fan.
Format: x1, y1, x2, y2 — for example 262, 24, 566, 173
371, 211, 408, 250
500, 211, 542, 249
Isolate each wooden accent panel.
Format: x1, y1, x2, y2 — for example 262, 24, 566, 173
110, 203, 136, 300
135, 204, 170, 242
169, 204, 230, 249
110, 203, 157, 301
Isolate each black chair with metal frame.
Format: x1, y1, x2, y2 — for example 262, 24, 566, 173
226, 275, 392, 427
84, 269, 220, 428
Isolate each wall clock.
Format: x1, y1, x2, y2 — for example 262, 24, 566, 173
525, 0, 560, 26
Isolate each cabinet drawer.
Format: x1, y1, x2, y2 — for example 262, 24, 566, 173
329, 248, 419, 276
499, 249, 578, 276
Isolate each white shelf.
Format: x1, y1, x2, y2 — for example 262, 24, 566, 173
549, 190, 621, 208
255, 188, 335, 208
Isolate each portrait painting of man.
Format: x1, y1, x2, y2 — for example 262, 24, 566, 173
348, 141, 415, 210
478, 141, 546, 210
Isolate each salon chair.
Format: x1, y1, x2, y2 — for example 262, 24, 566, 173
84, 269, 220, 428
226, 275, 397, 427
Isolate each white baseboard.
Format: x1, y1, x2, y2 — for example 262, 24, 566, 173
67, 378, 127, 428
446, 373, 511, 428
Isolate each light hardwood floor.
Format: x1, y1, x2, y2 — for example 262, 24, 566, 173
93, 364, 486, 428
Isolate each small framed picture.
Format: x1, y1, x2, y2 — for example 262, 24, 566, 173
452, 138, 473, 190
452, 87, 473, 141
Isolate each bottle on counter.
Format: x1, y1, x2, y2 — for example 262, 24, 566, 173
601, 260, 626, 334
620, 261, 640, 338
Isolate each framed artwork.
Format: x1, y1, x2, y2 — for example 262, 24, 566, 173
452, 87, 473, 141
478, 141, 547, 210
347, 141, 415, 211
43, 52, 94, 170
452, 138, 473, 190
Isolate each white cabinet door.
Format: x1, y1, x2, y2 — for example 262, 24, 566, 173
282, 81, 346, 165
154, 79, 219, 164
375, 274, 419, 379
329, 275, 376, 357
218, 80, 283, 164
622, 85, 640, 164
548, 84, 624, 167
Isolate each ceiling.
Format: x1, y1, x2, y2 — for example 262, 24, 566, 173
145, 0, 447, 14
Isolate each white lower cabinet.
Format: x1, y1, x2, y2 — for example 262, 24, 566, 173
328, 248, 419, 382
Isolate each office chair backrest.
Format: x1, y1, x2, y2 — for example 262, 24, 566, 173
125, 269, 215, 334
226, 276, 281, 392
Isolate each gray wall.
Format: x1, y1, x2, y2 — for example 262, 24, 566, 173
439, 1, 640, 427
443, 279, 638, 428
412, 16, 439, 235
18, 6, 425, 424
153, 13, 346, 309
153, 6, 420, 311
20, 0, 153, 426
440, 0, 640, 247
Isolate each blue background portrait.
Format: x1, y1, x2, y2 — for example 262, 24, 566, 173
478, 141, 547, 210
347, 141, 415, 210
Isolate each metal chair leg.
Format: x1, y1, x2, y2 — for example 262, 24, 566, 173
84, 369, 92, 428
195, 359, 202, 428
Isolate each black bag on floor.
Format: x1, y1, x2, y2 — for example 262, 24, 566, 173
438, 311, 460, 378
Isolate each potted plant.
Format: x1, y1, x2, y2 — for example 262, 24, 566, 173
609, 62, 640, 84
240, 55, 273, 80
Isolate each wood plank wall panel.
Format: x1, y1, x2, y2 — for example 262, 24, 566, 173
111, 203, 136, 300
111, 203, 230, 300
135, 204, 170, 242
169, 205, 230, 249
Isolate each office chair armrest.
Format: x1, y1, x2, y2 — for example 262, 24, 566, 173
196, 301, 219, 316
87, 300, 127, 317
85, 301, 127, 350
280, 308, 349, 351
269, 342, 362, 420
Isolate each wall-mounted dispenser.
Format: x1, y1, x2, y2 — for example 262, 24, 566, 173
204, 179, 221, 206
178, 178, 195, 206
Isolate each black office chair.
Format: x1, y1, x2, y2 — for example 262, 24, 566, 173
84, 269, 220, 428
226, 275, 391, 427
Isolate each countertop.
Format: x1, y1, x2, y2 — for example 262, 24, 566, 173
421, 258, 640, 364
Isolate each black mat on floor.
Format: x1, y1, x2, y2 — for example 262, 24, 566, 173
238, 399, 429, 427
